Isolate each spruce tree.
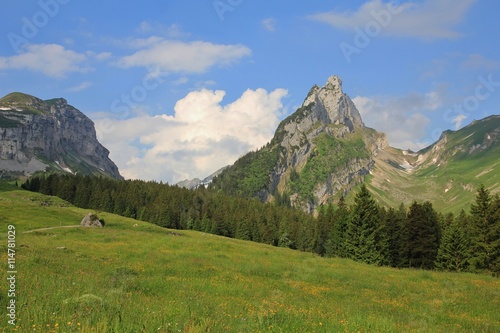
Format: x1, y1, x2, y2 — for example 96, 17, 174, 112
470, 185, 500, 273
326, 197, 349, 258
402, 201, 440, 269
384, 204, 406, 267
489, 195, 500, 276
345, 184, 387, 265
236, 217, 252, 241
435, 218, 471, 272
313, 205, 331, 256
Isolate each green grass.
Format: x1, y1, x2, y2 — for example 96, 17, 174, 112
1, 183, 499, 332
290, 131, 370, 203
0, 92, 47, 114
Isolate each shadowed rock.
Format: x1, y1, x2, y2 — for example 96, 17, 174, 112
80, 212, 104, 228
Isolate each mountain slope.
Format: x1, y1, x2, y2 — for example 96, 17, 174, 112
211, 76, 499, 213
367, 115, 500, 212
211, 76, 387, 212
1, 183, 499, 332
0, 92, 123, 179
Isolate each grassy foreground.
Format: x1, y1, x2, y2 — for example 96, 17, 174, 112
1, 183, 499, 332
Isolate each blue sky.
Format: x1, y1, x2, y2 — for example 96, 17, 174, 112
1, 0, 499, 182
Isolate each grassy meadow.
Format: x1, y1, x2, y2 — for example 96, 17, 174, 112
1, 182, 499, 332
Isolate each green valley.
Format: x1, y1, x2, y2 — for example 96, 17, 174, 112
1, 182, 499, 332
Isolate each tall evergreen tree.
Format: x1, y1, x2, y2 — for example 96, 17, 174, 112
489, 195, 500, 276
312, 205, 331, 256
402, 201, 440, 269
383, 204, 406, 267
345, 185, 388, 265
326, 197, 349, 258
470, 185, 500, 274
435, 218, 471, 272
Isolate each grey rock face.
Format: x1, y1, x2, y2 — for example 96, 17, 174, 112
80, 213, 104, 227
301, 76, 365, 131
266, 75, 386, 211
0, 93, 122, 179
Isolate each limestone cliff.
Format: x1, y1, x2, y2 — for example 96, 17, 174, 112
0, 92, 122, 179
210, 76, 388, 212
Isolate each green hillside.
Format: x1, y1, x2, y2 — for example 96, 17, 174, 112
0, 92, 48, 115
368, 115, 500, 213
1, 182, 499, 332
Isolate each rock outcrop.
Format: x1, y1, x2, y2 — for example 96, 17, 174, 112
271, 76, 386, 211
80, 213, 104, 227
0, 92, 122, 179
211, 75, 388, 212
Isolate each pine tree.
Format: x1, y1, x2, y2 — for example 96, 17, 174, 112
74, 176, 91, 208
345, 185, 388, 265
326, 197, 349, 258
235, 217, 252, 241
312, 205, 331, 256
402, 201, 440, 269
489, 195, 500, 276
435, 218, 471, 272
470, 185, 500, 273
384, 204, 406, 267
403, 201, 440, 269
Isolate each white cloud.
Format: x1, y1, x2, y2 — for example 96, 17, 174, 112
115, 39, 251, 74
308, 0, 476, 39
0, 44, 90, 78
262, 18, 277, 32
68, 81, 93, 92
452, 114, 467, 129
353, 88, 446, 150
460, 54, 500, 71
95, 87, 288, 183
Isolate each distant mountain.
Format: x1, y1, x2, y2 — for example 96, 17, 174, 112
210, 76, 499, 213
176, 166, 228, 189
367, 114, 500, 212
0, 92, 123, 179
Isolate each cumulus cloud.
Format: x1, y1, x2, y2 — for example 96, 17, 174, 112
353, 88, 446, 151
308, 0, 476, 39
95, 87, 288, 183
0, 44, 91, 78
115, 39, 251, 74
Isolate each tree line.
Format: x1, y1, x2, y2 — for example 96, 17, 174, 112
22, 174, 500, 276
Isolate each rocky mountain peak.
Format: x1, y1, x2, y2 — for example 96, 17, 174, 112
0, 92, 123, 179
301, 75, 364, 132
211, 75, 386, 212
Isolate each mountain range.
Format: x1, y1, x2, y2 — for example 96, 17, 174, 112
0, 92, 122, 180
208, 76, 499, 213
1, 76, 498, 214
